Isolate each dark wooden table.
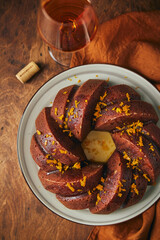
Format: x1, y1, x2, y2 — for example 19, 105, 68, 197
1, 0, 160, 239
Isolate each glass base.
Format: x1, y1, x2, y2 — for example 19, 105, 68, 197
48, 47, 73, 67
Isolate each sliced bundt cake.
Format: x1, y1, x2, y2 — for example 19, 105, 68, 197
30, 79, 160, 214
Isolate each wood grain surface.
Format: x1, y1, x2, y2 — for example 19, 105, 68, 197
0, 0, 160, 239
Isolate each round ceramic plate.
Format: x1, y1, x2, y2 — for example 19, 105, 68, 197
17, 64, 160, 226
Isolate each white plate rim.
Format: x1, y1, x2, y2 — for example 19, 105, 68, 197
17, 63, 160, 226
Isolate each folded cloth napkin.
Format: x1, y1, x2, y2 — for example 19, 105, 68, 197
88, 200, 160, 240
70, 11, 160, 91
70, 10, 160, 240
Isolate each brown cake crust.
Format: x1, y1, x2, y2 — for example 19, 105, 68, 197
56, 190, 98, 210
102, 84, 141, 106
124, 170, 148, 208
30, 134, 57, 172
112, 132, 160, 184
95, 100, 158, 131
35, 107, 86, 166
67, 79, 108, 141
142, 123, 160, 149
50, 84, 78, 126
89, 151, 132, 214
38, 163, 103, 196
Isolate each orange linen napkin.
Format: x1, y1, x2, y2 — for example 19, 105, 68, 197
88, 200, 160, 240
70, 11, 160, 91
70, 10, 160, 240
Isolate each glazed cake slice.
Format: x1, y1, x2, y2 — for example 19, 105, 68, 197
124, 169, 147, 208
50, 84, 78, 126
102, 84, 141, 106
38, 163, 103, 196
90, 151, 132, 214
30, 134, 57, 172
95, 100, 158, 131
67, 79, 108, 141
35, 107, 86, 166
142, 122, 160, 149
56, 190, 98, 210
112, 132, 160, 184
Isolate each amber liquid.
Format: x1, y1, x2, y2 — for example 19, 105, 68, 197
38, 0, 98, 52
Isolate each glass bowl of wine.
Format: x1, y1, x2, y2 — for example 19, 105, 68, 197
37, 0, 98, 66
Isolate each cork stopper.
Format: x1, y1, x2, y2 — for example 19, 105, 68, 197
16, 61, 40, 83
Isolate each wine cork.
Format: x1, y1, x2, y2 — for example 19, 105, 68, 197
16, 61, 40, 83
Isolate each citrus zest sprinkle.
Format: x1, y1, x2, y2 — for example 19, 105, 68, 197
149, 143, 154, 151
55, 108, 58, 115
133, 174, 139, 180
59, 149, 68, 154
100, 91, 107, 101
66, 182, 75, 192
126, 93, 130, 102
80, 175, 87, 187
45, 154, 51, 159
96, 184, 103, 191
131, 183, 139, 195
143, 174, 150, 182
137, 136, 144, 147
58, 114, 64, 120
56, 162, 63, 172
75, 100, 80, 108
96, 193, 101, 205
46, 159, 57, 165
72, 162, 81, 169
63, 165, 69, 171
120, 102, 124, 107
101, 177, 105, 183
36, 130, 41, 135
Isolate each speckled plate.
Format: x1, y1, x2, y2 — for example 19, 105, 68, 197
17, 64, 160, 226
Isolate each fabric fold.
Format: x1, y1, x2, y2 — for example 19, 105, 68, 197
70, 11, 160, 90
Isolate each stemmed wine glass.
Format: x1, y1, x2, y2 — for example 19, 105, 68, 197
37, 0, 98, 67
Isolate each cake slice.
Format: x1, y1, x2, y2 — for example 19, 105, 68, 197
124, 169, 147, 208
30, 134, 57, 172
102, 84, 141, 106
90, 151, 132, 214
50, 84, 78, 126
95, 100, 158, 131
112, 132, 160, 184
142, 123, 160, 149
56, 190, 98, 210
67, 79, 108, 141
38, 163, 103, 196
35, 107, 86, 166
